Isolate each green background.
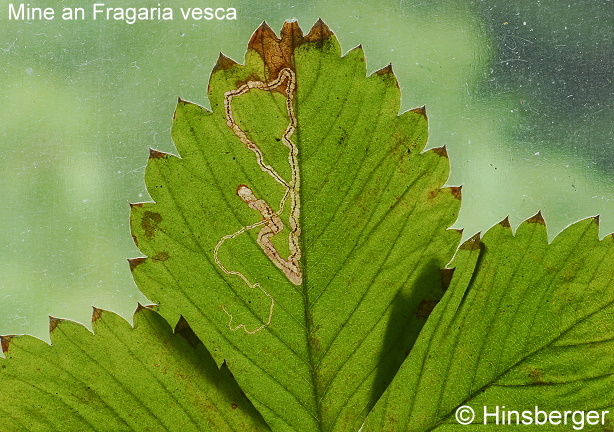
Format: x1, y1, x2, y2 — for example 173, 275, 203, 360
0, 0, 611, 340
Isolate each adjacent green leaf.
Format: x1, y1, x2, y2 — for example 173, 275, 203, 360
130, 20, 460, 431
0, 307, 270, 431
362, 215, 614, 431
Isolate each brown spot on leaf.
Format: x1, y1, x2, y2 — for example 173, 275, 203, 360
231, 403, 238, 410
152, 252, 169, 262
212, 52, 239, 73
432, 146, 448, 158
499, 217, 511, 228
527, 367, 547, 385
149, 148, 169, 159
92, 307, 103, 322
526, 211, 546, 226
441, 268, 455, 290
141, 211, 163, 238
416, 300, 438, 318
128, 257, 146, 271
460, 233, 481, 250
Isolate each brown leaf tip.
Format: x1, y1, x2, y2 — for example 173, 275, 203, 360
92, 307, 104, 323
432, 146, 448, 158
213, 52, 238, 73
441, 268, 455, 290
281, 19, 304, 43
499, 216, 511, 228
591, 215, 600, 226
49, 317, 62, 333
449, 186, 462, 200
1, 337, 11, 353
460, 232, 482, 250
526, 211, 546, 226
376, 63, 394, 76
135, 303, 155, 314
128, 257, 146, 271
174, 315, 190, 333
305, 18, 334, 43
248, 21, 279, 49
149, 148, 169, 159
410, 105, 427, 119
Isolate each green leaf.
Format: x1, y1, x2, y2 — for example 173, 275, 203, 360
362, 215, 614, 431
130, 20, 460, 431
0, 307, 270, 431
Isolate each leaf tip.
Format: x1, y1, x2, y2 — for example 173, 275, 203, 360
526, 211, 546, 226
460, 232, 481, 250
441, 268, 455, 290
92, 307, 104, 323
305, 18, 334, 43
410, 105, 427, 119
281, 18, 304, 43
135, 303, 155, 315
449, 185, 462, 200
432, 145, 448, 158
499, 216, 512, 228
149, 148, 169, 160
1, 337, 11, 353
128, 257, 146, 271
213, 52, 239, 73
591, 214, 600, 226
49, 316, 62, 333
248, 21, 279, 50
174, 316, 201, 347
377, 62, 394, 75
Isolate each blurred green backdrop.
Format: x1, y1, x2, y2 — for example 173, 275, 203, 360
1, 0, 612, 340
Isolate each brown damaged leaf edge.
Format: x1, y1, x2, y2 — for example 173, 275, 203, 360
526, 211, 546, 226
441, 268, 455, 290
449, 186, 462, 200
410, 105, 427, 119
128, 257, 147, 271
212, 52, 239, 74
149, 148, 170, 160
499, 216, 512, 228
460, 232, 482, 251
92, 307, 104, 322
429, 186, 460, 200
1, 337, 11, 353
49, 317, 62, 333
432, 145, 449, 158
246, 19, 334, 81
